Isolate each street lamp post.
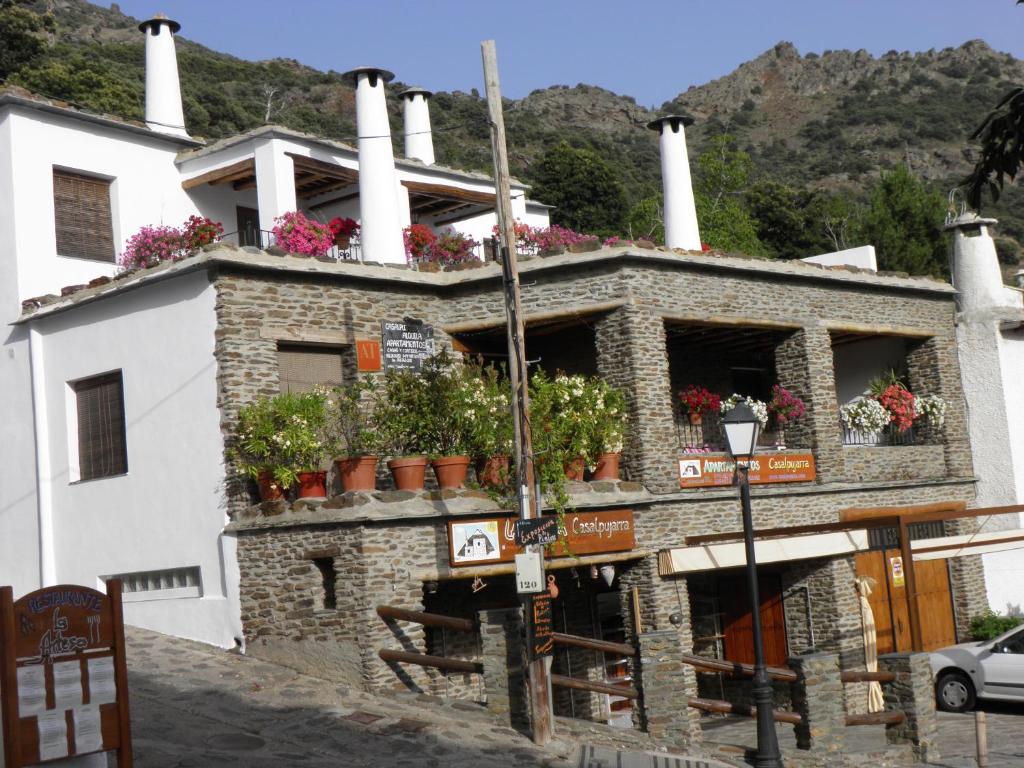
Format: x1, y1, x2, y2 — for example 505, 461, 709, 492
722, 402, 782, 768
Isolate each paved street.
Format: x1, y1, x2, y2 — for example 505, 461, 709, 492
108, 627, 1024, 767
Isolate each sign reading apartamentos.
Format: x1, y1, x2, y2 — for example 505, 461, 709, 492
381, 320, 434, 372
678, 452, 816, 488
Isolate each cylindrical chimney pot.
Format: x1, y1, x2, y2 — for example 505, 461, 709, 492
343, 66, 406, 264
401, 87, 435, 166
945, 213, 1009, 312
138, 14, 188, 137
647, 115, 700, 251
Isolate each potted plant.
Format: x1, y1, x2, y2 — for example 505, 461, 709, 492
375, 368, 430, 490
231, 390, 330, 500
679, 384, 721, 426
419, 351, 475, 489
588, 379, 627, 480
529, 371, 597, 481
271, 211, 334, 257
328, 377, 380, 492
840, 397, 891, 439
463, 360, 513, 488
915, 394, 947, 430
403, 223, 437, 263
328, 216, 359, 249
768, 384, 806, 427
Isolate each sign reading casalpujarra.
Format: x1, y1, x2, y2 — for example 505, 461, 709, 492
678, 452, 816, 488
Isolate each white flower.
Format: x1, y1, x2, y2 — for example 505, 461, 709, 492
841, 398, 890, 436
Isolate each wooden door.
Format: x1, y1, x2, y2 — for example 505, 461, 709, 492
854, 548, 955, 652
721, 573, 787, 666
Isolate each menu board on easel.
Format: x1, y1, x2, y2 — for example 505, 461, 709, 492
0, 581, 132, 767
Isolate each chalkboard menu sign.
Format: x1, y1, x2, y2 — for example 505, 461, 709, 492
381, 320, 434, 372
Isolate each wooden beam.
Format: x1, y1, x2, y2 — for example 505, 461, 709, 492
402, 179, 496, 206
840, 501, 967, 523
443, 300, 626, 335
181, 158, 255, 190
661, 312, 802, 331
824, 321, 937, 339
286, 152, 359, 184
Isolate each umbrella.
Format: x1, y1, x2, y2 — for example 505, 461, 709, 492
856, 576, 885, 713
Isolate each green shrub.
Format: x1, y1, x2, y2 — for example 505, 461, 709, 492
969, 610, 1024, 641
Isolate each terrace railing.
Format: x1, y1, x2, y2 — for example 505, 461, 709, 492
219, 227, 362, 262
841, 423, 918, 447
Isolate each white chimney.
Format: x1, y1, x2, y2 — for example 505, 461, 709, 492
343, 66, 406, 264
401, 87, 435, 166
138, 14, 188, 137
647, 115, 700, 251
945, 213, 1012, 313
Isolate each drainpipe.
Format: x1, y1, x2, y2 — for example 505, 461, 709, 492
28, 325, 56, 586
647, 115, 701, 251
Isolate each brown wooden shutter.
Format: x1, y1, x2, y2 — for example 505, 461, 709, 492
76, 372, 128, 480
277, 345, 345, 393
53, 170, 115, 262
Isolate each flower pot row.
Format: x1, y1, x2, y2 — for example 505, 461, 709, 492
258, 451, 623, 500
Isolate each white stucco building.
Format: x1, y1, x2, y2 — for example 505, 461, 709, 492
948, 212, 1024, 616
0, 15, 548, 647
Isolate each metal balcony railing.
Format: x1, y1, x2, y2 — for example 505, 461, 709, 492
841, 423, 918, 447
219, 227, 362, 262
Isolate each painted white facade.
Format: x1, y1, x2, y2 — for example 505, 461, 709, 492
0, 20, 548, 649
948, 215, 1024, 616
801, 245, 878, 272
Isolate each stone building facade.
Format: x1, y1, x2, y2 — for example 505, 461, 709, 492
204, 242, 986, 733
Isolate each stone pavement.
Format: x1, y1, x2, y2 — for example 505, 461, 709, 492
115, 627, 741, 768
699, 700, 1024, 768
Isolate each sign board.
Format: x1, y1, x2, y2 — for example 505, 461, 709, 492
678, 452, 816, 488
381, 320, 434, 372
515, 552, 545, 594
356, 339, 382, 372
0, 582, 132, 767
514, 517, 560, 547
447, 509, 636, 567
890, 556, 906, 588
526, 594, 554, 661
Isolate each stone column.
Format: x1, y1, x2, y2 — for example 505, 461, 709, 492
774, 326, 844, 483
637, 630, 702, 750
788, 652, 846, 754
906, 334, 973, 479
878, 652, 939, 764
478, 607, 528, 727
595, 306, 678, 492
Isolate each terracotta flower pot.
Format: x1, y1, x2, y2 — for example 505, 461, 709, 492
432, 455, 471, 489
688, 412, 703, 426
335, 455, 378, 492
387, 456, 428, 491
475, 455, 509, 488
563, 456, 586, 482
296, 470, 328, 498
257, 470, 285, 501
591, 452, 621, 481
335, 234, 351, 249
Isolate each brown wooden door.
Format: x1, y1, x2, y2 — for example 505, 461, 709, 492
854, 549, 955, 652
721, 573, 787, 666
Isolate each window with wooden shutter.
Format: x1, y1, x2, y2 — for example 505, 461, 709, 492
277, 344, 346, 393
53, 169, 115, 262
75, 371, 128, 481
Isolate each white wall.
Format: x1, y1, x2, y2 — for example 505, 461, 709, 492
802, 245, 877, 272
31, 272, 240, 647
5, 108, 196, 302
0, 113, 42, 597
831, 336, 910, 405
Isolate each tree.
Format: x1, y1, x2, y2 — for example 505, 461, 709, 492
856, 164, 947, 276
0, 0, 55, 81
625, 195, 664, 243
745, 181, 840, 259
964, 0, 1024, 209
528, 141, 627, 237
694, 135, 765, 254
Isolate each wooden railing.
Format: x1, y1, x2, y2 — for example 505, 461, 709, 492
378, 648, 483, 674
687, 696, 802, 725
377, 605, 476, 632
376, 605, 478, 675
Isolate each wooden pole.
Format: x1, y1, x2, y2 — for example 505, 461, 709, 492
0, 587, 21, 768
975, 710, 989, 768
481, 38, 552, 745
898, 516, 923, 651
108, 579, 133, 767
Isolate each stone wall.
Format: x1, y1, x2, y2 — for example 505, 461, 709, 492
842, 445, 948, 484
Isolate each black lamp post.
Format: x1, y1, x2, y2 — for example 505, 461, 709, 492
722, 402, 782, 768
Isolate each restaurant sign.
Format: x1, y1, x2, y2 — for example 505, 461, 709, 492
678, 452, 816, 488
381, 319, 434, 372
447, 509, 635, 567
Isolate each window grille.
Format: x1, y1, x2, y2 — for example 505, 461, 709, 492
277, 344, 346, 393
104, 566, 202, 596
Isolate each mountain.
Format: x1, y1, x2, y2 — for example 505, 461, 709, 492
10, 0, 1024, 250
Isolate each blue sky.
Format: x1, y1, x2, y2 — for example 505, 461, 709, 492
111, 1, 1024, 106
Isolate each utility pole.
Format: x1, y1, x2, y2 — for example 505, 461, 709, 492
481, 39, 553, 745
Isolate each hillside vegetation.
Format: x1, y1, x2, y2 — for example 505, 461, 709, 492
5, 0, 1023, 276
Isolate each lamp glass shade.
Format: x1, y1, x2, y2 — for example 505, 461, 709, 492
722, 402, 760, 458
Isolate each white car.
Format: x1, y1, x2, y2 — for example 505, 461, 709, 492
930, 623, 1024, 712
